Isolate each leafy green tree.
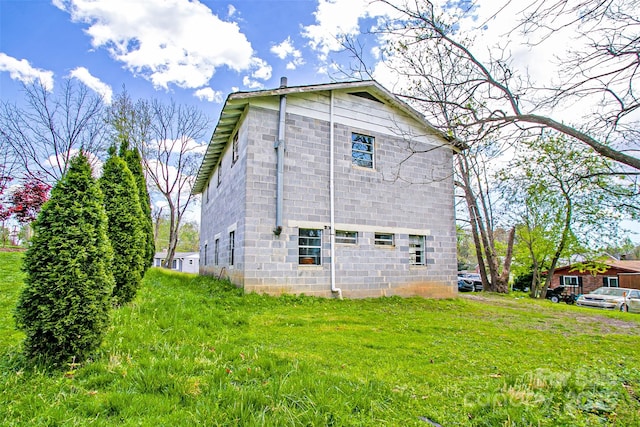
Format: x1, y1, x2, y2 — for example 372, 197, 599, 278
154, 218, 199, 253
15, 153, 114, 365
500, 135, 640, 298
100, 148, 145, 305
121, 143, 155, 271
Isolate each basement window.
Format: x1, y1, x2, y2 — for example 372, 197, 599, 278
352, 133, 374, 168
299, 229, 322, 265
409, 235, 425, 266
374, 233, 394, 246
336, 230, 357, 244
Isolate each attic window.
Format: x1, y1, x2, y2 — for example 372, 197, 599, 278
349, 91, 383, 103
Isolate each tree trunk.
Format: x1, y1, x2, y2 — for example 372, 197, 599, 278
164, 200, 178, 269
458, 156, 491, 289
540, 192, 573, 298
495, 227, 515, 293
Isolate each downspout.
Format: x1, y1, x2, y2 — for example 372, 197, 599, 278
329, 90, 342, 299
274, 77, 287, 236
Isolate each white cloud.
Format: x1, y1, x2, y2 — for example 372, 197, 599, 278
241, 57, 273, 89
250, 57, 272, 80
302, 0, 388, 60
0, 53, 54, 90
193, 87, 224, 103
242, 76, 264, 90
227, 4, 236, 17
69, 66, 113, 104
271, 37, 296, 60
271, 37, 305, 70
54, 0, 266, 90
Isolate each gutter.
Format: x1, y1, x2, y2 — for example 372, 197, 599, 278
274, 77, 287, 236
329, 90, 343, 299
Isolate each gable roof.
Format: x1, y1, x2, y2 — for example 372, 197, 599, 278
555, 259, 640, 274
192, 80, 463, 194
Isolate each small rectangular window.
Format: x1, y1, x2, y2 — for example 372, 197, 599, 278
375, 233, 394, 246
214, 238, 219, 266
603, 276, 619, 287
562, 276, 579, 288
352, 133, 374, 168
232, 133, 239, 165
172, 259, 177, 269
228, 232, 235, 266
299, 229, 322, 265
204, 244, 207, 265
336, 230, 357, 244
409, 235, 425, 265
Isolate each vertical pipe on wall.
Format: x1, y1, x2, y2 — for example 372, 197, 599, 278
329, 90, 342, 299
274, 77, 287, 235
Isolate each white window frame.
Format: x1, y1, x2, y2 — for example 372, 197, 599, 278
562, 276, 580, 288
409, 235, 426, 266
336, 230, 357, 244
351, 133, 374, 169
299, 228, 322, 265
374, 233, 394, 246
603, 276, 619, 287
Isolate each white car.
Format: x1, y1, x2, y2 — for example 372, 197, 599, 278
576, 287, 640, 312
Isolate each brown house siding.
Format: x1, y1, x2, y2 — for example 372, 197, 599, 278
552, 266, 640, 294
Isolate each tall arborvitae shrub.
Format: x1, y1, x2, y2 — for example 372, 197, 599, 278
15, 153, 114, 366
100, 148, 145, 305
121, 144, 155, 272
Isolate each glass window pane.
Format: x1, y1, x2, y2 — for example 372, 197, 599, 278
409, 235, 425, 265
352, 133, 374, 168
299, 229, 322, 265
375, 233, 394, 246
336, 230, 357, 244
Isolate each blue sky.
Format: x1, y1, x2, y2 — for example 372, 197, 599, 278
2, 0, 638, 239
0, 0, 384, 121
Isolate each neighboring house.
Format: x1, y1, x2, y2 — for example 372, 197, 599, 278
551, 259, 640, 294
154, 252, 199, 274
192, 79, 463, 298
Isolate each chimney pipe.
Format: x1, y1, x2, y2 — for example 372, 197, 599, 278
280, 77, 287, 88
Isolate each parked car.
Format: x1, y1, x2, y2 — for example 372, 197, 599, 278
458, 273, 483, 292
576, 287, 640, 312
458, 279, 475, 292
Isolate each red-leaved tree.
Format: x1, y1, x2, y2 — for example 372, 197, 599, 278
11, 178, 51, 224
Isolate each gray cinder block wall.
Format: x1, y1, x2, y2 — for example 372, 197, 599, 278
197, 82, 459, 298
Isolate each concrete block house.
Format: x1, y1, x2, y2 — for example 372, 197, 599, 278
192, 79, 462, 298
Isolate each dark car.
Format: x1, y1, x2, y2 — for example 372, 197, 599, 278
458, 279, 475, 292
458, 274, 483, 292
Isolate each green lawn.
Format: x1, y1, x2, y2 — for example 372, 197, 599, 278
1, 251, 639, 426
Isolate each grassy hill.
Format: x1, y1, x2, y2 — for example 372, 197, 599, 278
1, 251, 639, 426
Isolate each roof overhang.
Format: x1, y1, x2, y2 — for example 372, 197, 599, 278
192, 80, 465, 194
